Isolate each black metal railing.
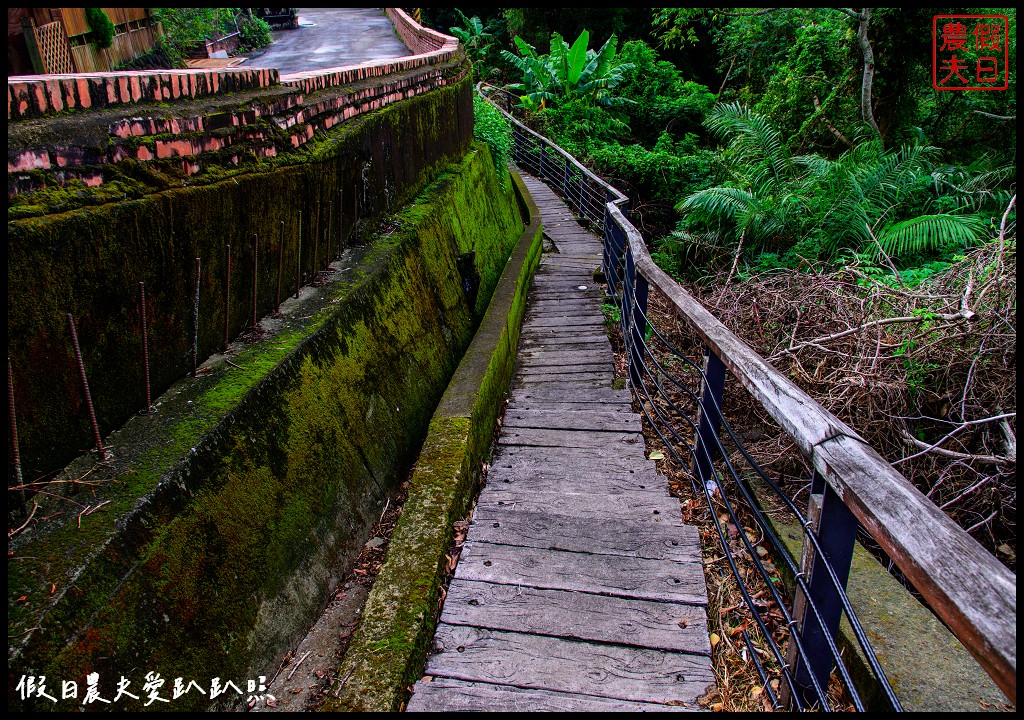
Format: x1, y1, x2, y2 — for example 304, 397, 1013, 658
479, 83, 1016, 710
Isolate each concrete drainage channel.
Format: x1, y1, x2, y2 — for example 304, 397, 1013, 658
255, 171, 542, 712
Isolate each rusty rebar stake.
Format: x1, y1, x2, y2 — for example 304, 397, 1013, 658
276, 220, 284, 312
8, 357, 26, 513
67, 314, 109, 461
252, 232, 259, 328
224, 244, 231, 351
296, 210, 302, 299
139, 282, 154, 413
192, 257, 201, 376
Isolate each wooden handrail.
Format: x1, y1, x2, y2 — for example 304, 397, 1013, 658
622, 204, 1015, 701
485, 89, 1016, 703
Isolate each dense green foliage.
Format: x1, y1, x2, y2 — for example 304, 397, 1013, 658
441, 7, 1015, 281
473, 94, 512, 185
85, 8, 115, 50
500, 30, 634, 111
151, 7, 272, 62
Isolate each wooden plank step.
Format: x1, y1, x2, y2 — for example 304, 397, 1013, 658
487, 457, 659, 479
407, 678, 696, 712
523, 316, 605, 328
497, 428, 643, 450
469, 507, 699, 563
485, 469, 665, 496
476, 490, 678, 523
440, 580, 710, 654
517, 351, 613, 366
508, 387, 631, 403
516, 362, 611, 375
515, 379, 612, 391
490, 445, 654, 467
501, 409, 640, 432
424, 625, 715, 705
485, 476, 668, 500
525, 304, 601, 316
516, 372, 612, 385
518, 333, 611, 346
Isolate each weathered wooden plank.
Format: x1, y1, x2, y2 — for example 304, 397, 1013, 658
516, 374, 612, 387
506, 386, 632, 404
489, 447, 658, 474
425, 625, 715, 704
812, 433, 1017, 702
470, 507, 699, 562
528, 298, 600, 310
504, 401, 632, 414
515, 379, 612, 390
517, 363, 611, 376
476, 489, 679, 523
502, 409, 640, 432
520, 327, 608, 339
518, 351, 613, 367
482, 474, 671, 503
441, 580, 710, 654
523, 316, 606, 329
486, 461, 662, 488
498, 427, 644, 450
406, 678, 698, 712
525, 307, 602, 319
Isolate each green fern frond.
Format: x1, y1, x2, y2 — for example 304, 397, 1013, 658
877, 214, 989, 258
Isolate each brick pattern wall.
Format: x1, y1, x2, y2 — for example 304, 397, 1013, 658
8, 8, 466, 195
8, 67, 280, 121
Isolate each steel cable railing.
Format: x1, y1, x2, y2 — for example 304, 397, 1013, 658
480, 85, 1014, 711
477, 84, 924, 711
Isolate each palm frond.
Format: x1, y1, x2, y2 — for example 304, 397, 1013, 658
877, 214, 989, 258
706, 102, 791, 182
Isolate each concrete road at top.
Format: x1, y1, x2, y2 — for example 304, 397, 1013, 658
243, 8, 411, 76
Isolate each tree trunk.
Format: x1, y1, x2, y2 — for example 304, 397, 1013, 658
856, 8, 881, 139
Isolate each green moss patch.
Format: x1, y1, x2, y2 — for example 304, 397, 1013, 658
8, 147, 522, 712
322, 170, 543, 711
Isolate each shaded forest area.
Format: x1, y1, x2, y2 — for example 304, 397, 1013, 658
434, 7, 1017, 568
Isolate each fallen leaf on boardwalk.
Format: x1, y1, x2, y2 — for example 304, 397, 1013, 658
710, 702, 724, 711
649, 450, 665, 460
710, 633, 721, 647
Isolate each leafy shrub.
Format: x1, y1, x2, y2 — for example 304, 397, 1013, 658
237, 12, 272, 52
86, 8, 115, 50
474, 96, 512, 184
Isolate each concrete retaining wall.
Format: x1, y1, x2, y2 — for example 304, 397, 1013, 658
322, 170, 544, 711
8, 146, 523, 712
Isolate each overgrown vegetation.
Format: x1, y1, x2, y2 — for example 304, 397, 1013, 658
85, 8, 115, 50
472, 94, 511, 185
151, 7, 272, 64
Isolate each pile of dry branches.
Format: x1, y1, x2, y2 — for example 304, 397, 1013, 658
687, 239, 1017, 568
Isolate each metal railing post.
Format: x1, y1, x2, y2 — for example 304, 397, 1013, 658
626, 247, 648, 388
693, 350, 726, 484
538, 144, 546, 179
788, 470, 858, 708
562, 157, 570, 209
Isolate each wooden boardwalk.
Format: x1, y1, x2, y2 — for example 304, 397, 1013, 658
406, 175, 713, 711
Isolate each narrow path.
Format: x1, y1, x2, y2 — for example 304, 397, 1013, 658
407, 174, 713, 711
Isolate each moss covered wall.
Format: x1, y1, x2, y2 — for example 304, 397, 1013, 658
8, 144, 523, 711
7, 76, 473, 481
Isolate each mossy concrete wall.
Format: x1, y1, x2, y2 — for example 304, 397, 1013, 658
7, 76, 472, 482
321, 170, 544, 712
8, 145, 523, 712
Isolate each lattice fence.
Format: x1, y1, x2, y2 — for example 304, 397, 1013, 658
33, 20, 74, 74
